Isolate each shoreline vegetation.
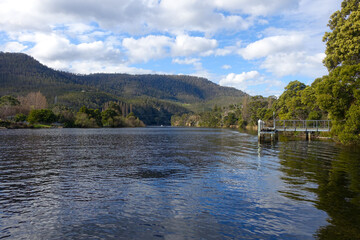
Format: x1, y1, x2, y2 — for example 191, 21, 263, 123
170, 99, 333, 142
0, 93, 145, 129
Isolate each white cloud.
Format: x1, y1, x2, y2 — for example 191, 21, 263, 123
173, 58, 200, 65
219, 71, 286, 96
173, 58, 203, 73
172, 35, 217, 57
288, 0, 341, 29
122, 35, 172, 63
212, 0, 299, 16
123, 35, 218, 63
261, 52, 327, 77
65, 23, 95, 35
26, 33, 121, 62
219, 71, 262, 91
151, 0, 254, 34
2, 42, 27, 52
3, 0, 299, 36
67, 61, 157, 75
0, 0, 52, 32
172, 57, 215, 80
238, 35, 305, 60
11, 32, 123, 72
222, 65, 232, 70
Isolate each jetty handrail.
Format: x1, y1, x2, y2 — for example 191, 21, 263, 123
259, 119, 331, 132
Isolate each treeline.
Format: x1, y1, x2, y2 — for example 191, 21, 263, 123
171, 95, 275, 128
172, 70, 360, 144
0, 92, 144, 128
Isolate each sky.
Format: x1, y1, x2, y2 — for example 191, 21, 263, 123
0, 0, 342, 96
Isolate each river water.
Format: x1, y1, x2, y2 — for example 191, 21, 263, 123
0, 127, 359, 239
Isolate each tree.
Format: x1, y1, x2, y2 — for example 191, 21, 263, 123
275, 81, 308, 120
0, 95, 20, 119
18, 91, 48, 111
315, 64, 360, 143
14, 113, 27, 122
27, 109, 56, 124
75, 112, 99, 128
101, 108, 119, 127
76, 106, 102, 127
314, 0, 360, 144
247, 96, 269, 125
0, 95, 20, 106
53, 106, 75, 127
323, 0, 360, 71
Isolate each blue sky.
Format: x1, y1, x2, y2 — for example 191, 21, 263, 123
0, 0, 341, 96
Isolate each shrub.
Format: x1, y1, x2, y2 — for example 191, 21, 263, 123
27, 109, 56, 124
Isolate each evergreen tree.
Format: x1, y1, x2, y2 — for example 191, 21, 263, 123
323, 0, 360, 70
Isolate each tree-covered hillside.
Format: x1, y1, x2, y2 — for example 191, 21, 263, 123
0, 52, 247, 125
77, 73, 245, 104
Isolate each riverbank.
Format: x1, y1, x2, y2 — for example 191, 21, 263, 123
0, 120, 145, 129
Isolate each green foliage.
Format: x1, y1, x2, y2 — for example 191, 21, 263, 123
223, 109, 244, 128
315, 64, 360, 144
75, 106, 102, 127
316, 64, 360, 120
0, 95, 20, 106
315, 0, 360, 144
124, 115, 146, 127
323, 0, 360, 71
275, 81, 308, 120
14, 113, 27, 122
52, 105, 75, 127
27, 109, 56, 124
127, 112, 136, 118
248, 96, 270, 125
199, 111, 222, 128
0, 119, 11, 127
72, 104, 145, 128
57, 91, 118, 110
75, 112, 100, 128
131, 98, 189, 125
101, 109, 121, 127
172, 104, 245, 128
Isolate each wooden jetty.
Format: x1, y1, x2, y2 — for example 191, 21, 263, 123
258, 119, 331, 143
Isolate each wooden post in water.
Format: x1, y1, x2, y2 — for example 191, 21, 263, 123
258, 119, 265, 143
258, 119, 261, 143
306, 132, 311, 141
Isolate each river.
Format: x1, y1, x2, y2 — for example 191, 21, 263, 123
0, 127, 359, 239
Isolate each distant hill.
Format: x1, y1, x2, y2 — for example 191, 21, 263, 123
0, 52, 247, 125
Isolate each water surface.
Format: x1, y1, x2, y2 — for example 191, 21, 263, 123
0, 127, 359, 239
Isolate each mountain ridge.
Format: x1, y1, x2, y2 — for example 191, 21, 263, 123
0, 52, 247, 124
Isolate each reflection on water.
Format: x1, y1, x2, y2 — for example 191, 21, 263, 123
0, 128, 359, 239
277, 141, 360, 239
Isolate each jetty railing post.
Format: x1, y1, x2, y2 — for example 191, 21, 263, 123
283, 120, 285, 131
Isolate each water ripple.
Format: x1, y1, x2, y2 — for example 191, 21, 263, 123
1, 128, 359, 239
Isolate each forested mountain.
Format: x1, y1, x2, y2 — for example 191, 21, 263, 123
0, 52, 247, 125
